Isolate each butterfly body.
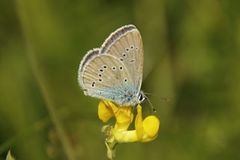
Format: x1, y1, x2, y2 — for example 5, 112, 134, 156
78, 25, 145, 106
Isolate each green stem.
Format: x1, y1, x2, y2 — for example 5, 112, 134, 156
15, 1, 76, 160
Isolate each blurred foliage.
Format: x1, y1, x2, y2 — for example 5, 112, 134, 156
0, 0, 240, 159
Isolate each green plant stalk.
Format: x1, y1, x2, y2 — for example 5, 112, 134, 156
15, 1, 76, 160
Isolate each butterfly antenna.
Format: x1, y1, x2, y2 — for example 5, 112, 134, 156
144, 94, 156, 113
144, 92, 152, 96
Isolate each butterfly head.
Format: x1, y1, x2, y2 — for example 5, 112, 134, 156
137, 91, 146, 104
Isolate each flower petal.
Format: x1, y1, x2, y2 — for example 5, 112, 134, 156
135, 105, 144, 139
98, 101, 114, 122
142, 115, 160, 142
113, 130, 138, 143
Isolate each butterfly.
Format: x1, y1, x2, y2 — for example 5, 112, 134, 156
78, 24, 145, 106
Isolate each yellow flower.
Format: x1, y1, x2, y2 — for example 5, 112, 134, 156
98, 100, 160, 159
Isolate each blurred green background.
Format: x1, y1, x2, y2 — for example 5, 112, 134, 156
1, 0, 240, 159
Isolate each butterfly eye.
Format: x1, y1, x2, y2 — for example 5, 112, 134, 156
130, 45, 134, 49
138, 93, 145, 102
119, 66, 123, 70
125, 48, 129, 52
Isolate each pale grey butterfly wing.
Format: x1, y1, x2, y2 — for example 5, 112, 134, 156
100, 25, 143, 93
78, 48, 137, 105
78, 25, 144, 106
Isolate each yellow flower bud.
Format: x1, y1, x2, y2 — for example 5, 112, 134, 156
143, 116, 160, 138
